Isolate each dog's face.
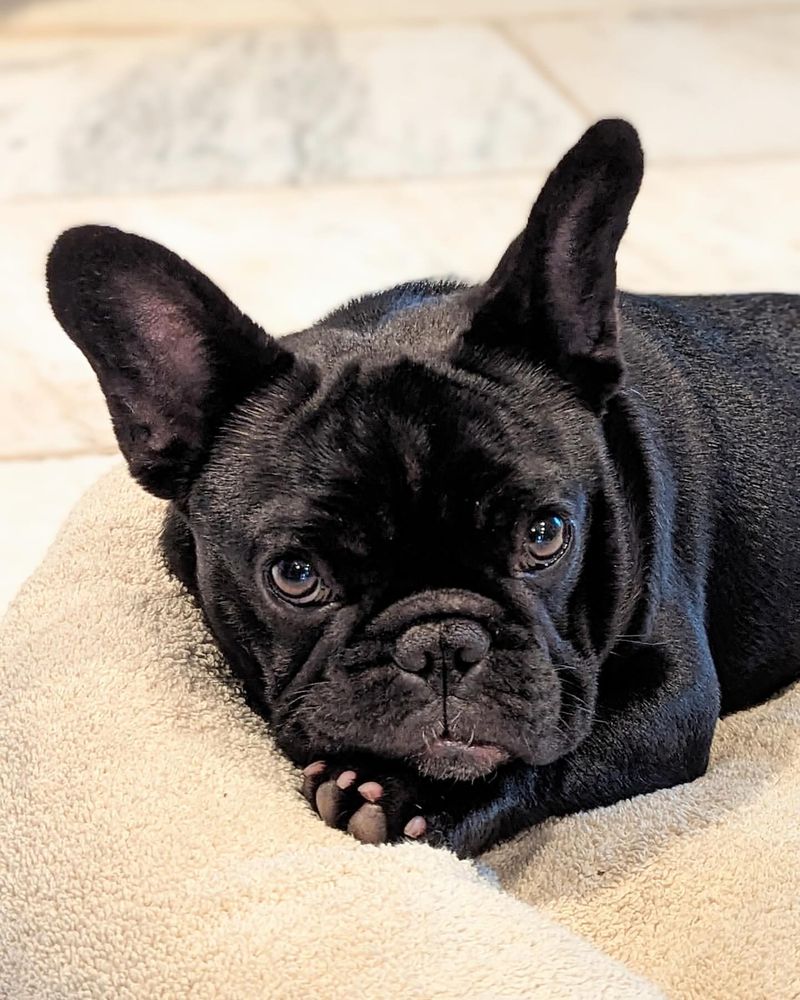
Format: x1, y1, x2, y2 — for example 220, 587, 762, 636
47, 119, 643, 782
189, 324, 615, 780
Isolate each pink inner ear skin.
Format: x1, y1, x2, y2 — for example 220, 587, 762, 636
119, 274, 212, 418
100, 273, 220, 482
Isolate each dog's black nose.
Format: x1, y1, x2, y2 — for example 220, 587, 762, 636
393, 619, 490, 678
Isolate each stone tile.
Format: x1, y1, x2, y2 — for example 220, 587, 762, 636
4, 0, 796, 33
619, 160, 800, 292
305, 0, 603, 22
2, 159, 799, 460
277, 0, 800, 24
0, 25, 583, 199
631, 0, 800, 9
1, 0, 686, 32
0, 0, 313, 32
0, 180, 536, 459
510, 11, 800, 162
0, 455, 117, 615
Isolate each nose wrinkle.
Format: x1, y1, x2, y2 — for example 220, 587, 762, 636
366, 590, 502, 638
440, 627, 449, 736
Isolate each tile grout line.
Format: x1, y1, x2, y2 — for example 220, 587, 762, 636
0, 448, 118, 463
0, 12, 630, 40
623, 1, 800, 19
490, 18, 594, 123
1, 3, 799, 38
0, 11, 605, 40
4, 150, 800, 210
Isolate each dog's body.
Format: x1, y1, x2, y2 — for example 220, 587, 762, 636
287, 286, 800, 719
47, 121, 799, 857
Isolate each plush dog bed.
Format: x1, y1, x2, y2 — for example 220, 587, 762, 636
1, 467, 797, 999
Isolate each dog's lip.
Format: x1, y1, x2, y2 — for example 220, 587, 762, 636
425, 738, 511, 768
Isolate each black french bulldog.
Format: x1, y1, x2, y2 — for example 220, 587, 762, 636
46, 120, 800, 858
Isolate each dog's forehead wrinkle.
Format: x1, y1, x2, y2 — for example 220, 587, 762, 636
204, 310, 599, 553
382, 414, 430, 492
230, 374, 587, 531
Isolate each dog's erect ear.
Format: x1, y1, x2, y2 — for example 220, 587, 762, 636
47, 226, 294, 499
461, 119, 643, 410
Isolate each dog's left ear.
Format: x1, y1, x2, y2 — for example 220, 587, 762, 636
461, 119, 643, 411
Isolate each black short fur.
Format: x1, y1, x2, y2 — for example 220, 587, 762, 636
46, 120, 800, 857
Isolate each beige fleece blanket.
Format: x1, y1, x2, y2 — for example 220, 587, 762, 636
1, 468, 797, 1000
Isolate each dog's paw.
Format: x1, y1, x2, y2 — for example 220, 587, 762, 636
301, 757, 428, 846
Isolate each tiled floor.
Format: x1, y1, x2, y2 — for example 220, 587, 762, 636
2, 0, 799, 613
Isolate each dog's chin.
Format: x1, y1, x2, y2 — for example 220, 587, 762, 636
413, 739, 512, 781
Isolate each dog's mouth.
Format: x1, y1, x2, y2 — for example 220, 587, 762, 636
415, 737, 511, 781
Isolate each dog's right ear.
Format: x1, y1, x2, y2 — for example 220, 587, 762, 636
47, 226, 296, 500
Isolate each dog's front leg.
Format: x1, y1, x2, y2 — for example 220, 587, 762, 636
440, 607, 721, 858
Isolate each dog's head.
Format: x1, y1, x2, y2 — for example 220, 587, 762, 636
47, 120, 643, 781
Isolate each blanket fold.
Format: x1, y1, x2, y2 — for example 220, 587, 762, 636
1, 466, 797, 999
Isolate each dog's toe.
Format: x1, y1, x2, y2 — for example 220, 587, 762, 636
403, 815, 427, 838
301, 758, 428, 846
335, 770, 357, 790
346, 802, 388, 844
356, 781, 383, 802
314, 779, 344, 827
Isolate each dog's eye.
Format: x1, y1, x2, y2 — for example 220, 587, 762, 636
268, 558, 332, 605
524, 514, 571, 569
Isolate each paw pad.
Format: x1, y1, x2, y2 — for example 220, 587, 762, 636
301, 761, 427, 845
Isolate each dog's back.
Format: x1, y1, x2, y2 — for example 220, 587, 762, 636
620, 292, 800, 713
